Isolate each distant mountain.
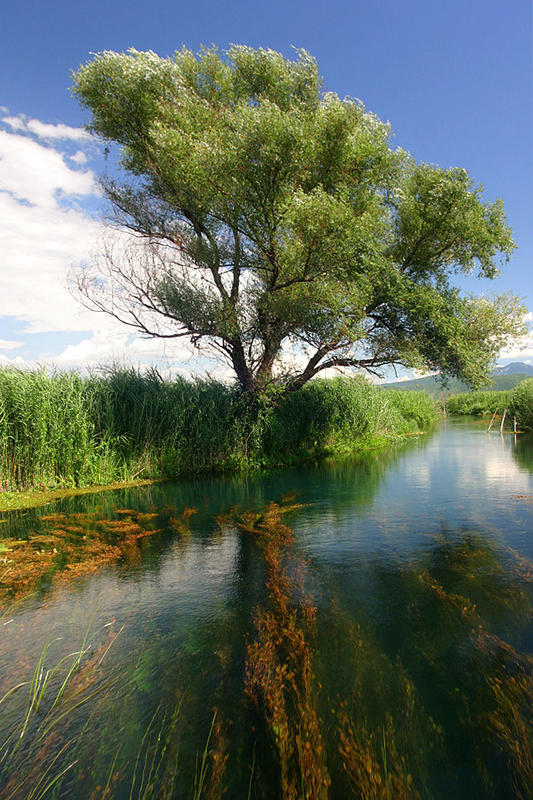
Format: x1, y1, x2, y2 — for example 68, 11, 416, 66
380, 362, 533, 397
492, 362, 533, 376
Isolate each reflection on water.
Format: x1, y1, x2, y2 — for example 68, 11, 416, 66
0, 419, 532, 798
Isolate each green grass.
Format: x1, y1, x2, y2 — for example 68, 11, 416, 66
0, 368, 440, 495
510, 378, 533, 431
445, 390, 512, 416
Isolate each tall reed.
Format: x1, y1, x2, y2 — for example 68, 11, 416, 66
510, 378, 533, 431
445, 389, 511, 416
0, 368, 439, 491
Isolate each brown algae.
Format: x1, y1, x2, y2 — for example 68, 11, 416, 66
0, 506, 195, 605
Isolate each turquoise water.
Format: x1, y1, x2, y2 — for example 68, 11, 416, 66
0, 418, 532, 799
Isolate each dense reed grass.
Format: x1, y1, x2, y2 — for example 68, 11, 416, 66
0, 368, 439, 491
510, 378, 533, 431
445, 389, 511, 416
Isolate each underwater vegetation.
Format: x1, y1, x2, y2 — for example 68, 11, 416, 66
0, 497, 531, 799
0, 506, 195, 608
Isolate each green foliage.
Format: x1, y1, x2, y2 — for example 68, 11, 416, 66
71, 46, 524, 393
0, 368, 439, 491
446, 390, 511, 416
510, 379, 533, 430
379, 388, 440, 429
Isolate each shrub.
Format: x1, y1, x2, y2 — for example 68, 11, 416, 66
445, 390, 511, 416
510, 379, 533, 431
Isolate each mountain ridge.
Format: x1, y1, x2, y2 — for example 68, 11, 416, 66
380, 362, 533, 396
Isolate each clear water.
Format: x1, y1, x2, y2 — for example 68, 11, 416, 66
0, 418, 532, 799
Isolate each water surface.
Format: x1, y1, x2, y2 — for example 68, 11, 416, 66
1, 418, 532, 799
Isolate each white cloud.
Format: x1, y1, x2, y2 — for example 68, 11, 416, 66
0, 116, 210, 374
499, 339, 533, 361
0, 189, 102, 332
0, 131, 96, 209
70, 150, 88, 165
499, 314, 533, 361
0, 353, 26, 366
50, 331, 195, 371
0, 339, 22, 351
1, 111, 527, 379
2, 114, 90, 141
0, 125, 105, 333
1, 115, 25, 132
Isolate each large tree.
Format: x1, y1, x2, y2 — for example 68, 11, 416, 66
71, 46, 524, 393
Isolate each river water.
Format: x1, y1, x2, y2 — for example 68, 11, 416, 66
0, 418, 532, 799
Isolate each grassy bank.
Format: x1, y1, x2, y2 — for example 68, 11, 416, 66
445, 379, 533, 431
0, 479, 163, 513
0, 368, 439, 499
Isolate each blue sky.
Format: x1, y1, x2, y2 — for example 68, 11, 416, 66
0, 0, 531, 376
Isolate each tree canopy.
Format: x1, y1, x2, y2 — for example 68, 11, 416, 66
71, 45, 525, 393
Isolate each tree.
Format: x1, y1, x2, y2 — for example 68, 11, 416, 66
71, 45, 525, 394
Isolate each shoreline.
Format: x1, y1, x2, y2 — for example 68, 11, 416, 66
0, 478, 164, 514
0, 430, 431, 514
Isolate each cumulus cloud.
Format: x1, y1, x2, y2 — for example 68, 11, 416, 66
499, 336, 533, 362
0, 117, 214, 375
0, 128, 102, 332
1, 114, 90, 141
0, 352, 25, 366
50, 330, 196, 371
0, 130, 96, 209
1, 115, 25, 132
1, 111, 529, 380
496, 308, 533, 362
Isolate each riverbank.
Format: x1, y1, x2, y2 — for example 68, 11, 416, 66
0, 478, 163, 513
445, 378, 533, 432
0, 367, 439, 503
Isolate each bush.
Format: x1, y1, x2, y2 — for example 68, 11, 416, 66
379, 389, 439, 431
445, 390, 511, 416
510, 379, 533, 431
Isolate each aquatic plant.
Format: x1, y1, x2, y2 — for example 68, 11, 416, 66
2, 497, 530, 798
242, 503, 331, 799
0, 506, 187, 606
0, 620, 123, 800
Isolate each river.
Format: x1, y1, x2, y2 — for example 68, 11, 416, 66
0, 418, 532, 799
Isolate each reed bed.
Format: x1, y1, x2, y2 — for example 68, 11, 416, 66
445, 390, 511, 416
0, 368, 439, 492
510, 378, 533, 431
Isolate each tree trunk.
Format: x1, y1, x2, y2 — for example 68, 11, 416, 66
255, 349, 276, 389
231, 342, 257, 393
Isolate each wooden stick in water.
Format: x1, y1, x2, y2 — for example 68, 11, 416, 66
500, 409, 507, 433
